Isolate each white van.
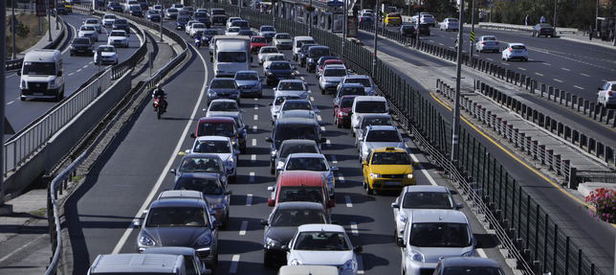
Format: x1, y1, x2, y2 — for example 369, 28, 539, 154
88, 253, 186, 275
19, 49, 65, 101
213, 36, 250, 77
351, 96, 389, 135
292, 36, 314, 61
278, 265, 338, 275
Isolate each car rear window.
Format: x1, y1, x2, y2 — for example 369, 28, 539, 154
511, 45, 526, 50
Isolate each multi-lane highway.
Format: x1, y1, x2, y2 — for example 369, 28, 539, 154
64, 19, 516, 274
4, 13, 142, 135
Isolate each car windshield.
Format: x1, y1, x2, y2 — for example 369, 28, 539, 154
286, 157, 327, 171
340, 97, 355, 108
209, 101, 238, 111
294, 232, 350, 251
279, 186, 324, 203
86, 19, 98, 24
511, 45, 526, 50
371, 152, 410, 165
280, 144, 318, 158
309, 48, 329, 58
355, 101, 386, 113
403, 192, 453, 209
110, 31, 125, 36
271, 209, 327, 226
276, 34, 291, 39
275, 125, 317, 141
193, 140, 231, 153
282, 101, 311, 111
198, 122, 234, 137
176, 177, 224, 195
193, 23, 205, 28
227, 27, 240, 32
409, 223, 470, 247
346, 78, 372, 87
252, 37, 267, 43
267, 55, 285, 61
270, 62, 291, 70
22, 62, 56, 75
443, 267, 504, 275
324, 68, 347, 77
218, 52, 246, 63
232, 21, 249, 28
339, 87, 365, 96
212, 16, 226, 22
146, 207, 208, 227
73, 38, 90, 44
179, 157, 221, 173
279, 82, 305, 90
211, 79, 237, 89
361, 117, 392, 128
365, 130, 400, 142
297, 40, 314, 47
235, 72, 258, 80
98, 46, 115, 52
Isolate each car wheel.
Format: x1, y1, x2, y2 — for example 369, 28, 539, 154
336, 119, 342, 128
320, 87, 325, 95
20, 96, 25, 101
364, 181, 374, 195
263, 251, 274, 267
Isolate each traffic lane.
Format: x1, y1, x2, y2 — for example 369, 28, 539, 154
4, 13, 142, 134
65, 46, 207, 273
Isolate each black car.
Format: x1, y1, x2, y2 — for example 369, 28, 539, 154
69, 37, 94, 56
202, 29, 219, 46
128, 5, 143, 17
194, 12, 211, 27
55, 6, 68, 15
174, 173, 231, 227
146, 10, 161, 22
400, 24, 415, 37
306, 45, 330, 73
298, 43, 316, 67
107, 2, 123, 12
265, 61, 295, 86
176, 16, 190, 30
112, 18, 130, 34
261, 202, 330, 266
533, 23, 555, 37
211, 14, 227, 26
266, 117, 325, 153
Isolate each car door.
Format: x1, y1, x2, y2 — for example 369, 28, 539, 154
362, 151, 372, 183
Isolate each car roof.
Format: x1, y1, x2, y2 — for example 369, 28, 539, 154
287, 153, 325, 159
277, 171, 325, 186
183, 153, 223, 160
151, 197, 207, 208
195, 136, 231, 142
372, 147, 407, 153
283, 99, 310, 103
294, 36, 314, 40
411, 209, 469, 223
440, 257, 501, 268
281, 139, 318, 146
236, 70, 258, 74
279, 265, 338, 275
344, 74, 371, 80
298, 223, 345, 232
360, 114, 391, 120
178, 172, 220, 181
198, 116, 235, 123
275, 117, 319, 125
279, 79, 305, 83
142, 246, 197, 256
308, 45, 329, 49
354, 95, 386, 102
90, 254, 183, 273
276, 201, 326, 210
402, 185, 449, 193
158, 190, 204, 200
508, 43, 525, 46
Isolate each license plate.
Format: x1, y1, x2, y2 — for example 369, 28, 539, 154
34, 92, 44, 96
383, 181, 400, 186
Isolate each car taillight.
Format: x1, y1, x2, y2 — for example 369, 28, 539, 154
609, 91, 614, 96
508, 48, 512, 51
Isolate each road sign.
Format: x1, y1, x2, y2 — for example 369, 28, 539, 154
469, 31, 476, 42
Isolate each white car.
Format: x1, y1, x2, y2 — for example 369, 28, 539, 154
205, 99, 240, 117
358, 125, 407, 162
278, 99, 318, 122
262, 54, 286, 71
273, 33, 293, 50
475, 35, 500, 53
188, 136, 238, 180
286, 224, 361, 275
350, 96, 389, 135
597, 81, 616, 108
274, 80, 310, 99
270, 93, 302, 122
258, 25, 277, 40
226, 17, 242, 29
107, 30, 129, 48
501, 43, 528, 61
419, 13, 436, 26
164, 8, 178, 19
185, 20, 199, 34
94, 45, 118, 65
84, 18, 102, 33
225, 27, 241, 36
338, 75, 376, 96
391, 185, 460, 243
279, 153, 338, 197
318, 64, 348, 95
78, 25, 98, 42
102, 14, 117, 28
399, 210, 475, 275
439, 18, 458, 31
258, 46, 280, 64
189, 23, 207, 37
171, 3, 184, 11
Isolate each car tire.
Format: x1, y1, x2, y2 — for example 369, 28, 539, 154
336, 119, 342, 128
364, 181, 374, 195
20, 96, 25, 101
263, 251, 274, 267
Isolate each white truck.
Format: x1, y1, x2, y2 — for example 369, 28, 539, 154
18, 50, 65, 101
211, 35, 250, 77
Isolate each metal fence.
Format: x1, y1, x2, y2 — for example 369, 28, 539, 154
209, 3, 608, 274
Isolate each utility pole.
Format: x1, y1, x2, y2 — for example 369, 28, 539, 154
308, 0, 312, 36
415, 11, 420, 48
0, 0, 7, 211
12, 0, 16, 59
469, 0, 475, 64
371, 0, 378, 76
160, 11, 163, 42
342, 0, 347, 59
451, 0, 464, 163
56, 0, 60, 30
552, 0, 557, 28
595, 0, 599, 31
47, 0, 52, 41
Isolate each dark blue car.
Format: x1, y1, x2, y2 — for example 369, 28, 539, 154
176, 16, 190, 30
265, 61, 295, 86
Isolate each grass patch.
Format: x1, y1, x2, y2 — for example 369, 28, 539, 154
5, 14, 49, 56
29, 207, 47, 217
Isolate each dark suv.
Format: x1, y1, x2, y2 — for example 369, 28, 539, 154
69, 37, 94, 56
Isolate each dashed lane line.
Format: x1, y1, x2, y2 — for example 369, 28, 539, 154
253, 114, 258, 120
249, 172, 255, 183
574, 85, 585, 90
251, 154, 256, 162
553, 78, 564, 83
252, 125, 257, 132
350, 222, 359, 236
534, 72, 544, 77
561, 67, 570, 71
251, 138, 256, 146
345, 195, 353, 208
580, 73, 590, 77
229, 255, 240, 274
246, 194, 253, 206
239, 221, 248, 236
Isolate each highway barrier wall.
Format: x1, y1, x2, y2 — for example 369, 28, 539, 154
210, 3, 611, 274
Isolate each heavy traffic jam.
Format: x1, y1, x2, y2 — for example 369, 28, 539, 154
85, 3, 508, 275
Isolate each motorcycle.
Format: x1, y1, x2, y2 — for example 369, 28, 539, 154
194, 37, 202, 48
153, 95, 167, 119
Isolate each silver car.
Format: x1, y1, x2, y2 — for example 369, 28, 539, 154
270, 139, 321, 174
475, 35, 500, 53
353, 114, 394, 146
234, 70, 263, 98
274, 79, 310, 99
318, 64, 348, 95
358, 125, 407, 162
597, 81, 616, 108
338, 74, 377, 96
279, 153, 338, 198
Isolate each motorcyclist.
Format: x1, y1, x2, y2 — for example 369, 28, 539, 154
194, 32, 202, 48
152, 84, 167, 112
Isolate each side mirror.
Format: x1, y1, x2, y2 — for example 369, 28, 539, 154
319, 137, 327, 143
455, 203, 464, 210
449, 188, 458, 195
132, 219, 142, 227
353, 245, 363, 253
391, 202, 399, 208
267, 198, 275, 207
16, 71, 21, 76
280, 244, 289, 251
260, 219, 268, 226
330, 166, 339, 172
396, 238, 405, 247
169, 169, 176, 174
210, 215, 219, 228
202, 108, 207, 112
190, 133, 196, 138
361, 160, 367, 166
265, 137, 273, 143
184, 149, 191, 154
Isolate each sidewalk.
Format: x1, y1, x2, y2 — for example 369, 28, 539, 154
0, 35, 176, 275
559, 31, 616, 50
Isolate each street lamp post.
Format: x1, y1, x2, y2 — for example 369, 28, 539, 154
47, 0, 52, 41
415, 12, 420, 48
342, 0, 347, 59
371, 0, 378, 76
451, 0, 465, 163
308, 0, 312, 36
12, 0, 16, 59
553, 0, 557, 28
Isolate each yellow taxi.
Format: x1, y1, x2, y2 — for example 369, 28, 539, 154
384, 13, 402, 26
362, 147, 415, 194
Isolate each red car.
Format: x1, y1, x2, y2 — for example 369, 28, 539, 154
317, 58, 344, 76
334, 95, 357, 128
190, 116, 244, 148
267, 171, 335, 210
250, 36, 269, 54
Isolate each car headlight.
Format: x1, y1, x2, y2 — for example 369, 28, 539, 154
370, 173, 380, 179
461, 250, 475, 257
342, 259, 357, 271
271, 150, 277, 157
265, 237, 281, 248
338, 111, 348, 116
289, 258, 302, 265
138, 233, 155, 247
406, 173, 414, 179
195, 233, 213, 247
208, 90, 217, 96
231, 139, 237, 145
409, 250, 425, 262
48, 80, 56, 88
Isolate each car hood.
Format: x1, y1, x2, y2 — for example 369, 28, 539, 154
209, 88, 239, 94
269, 69, 293, 75
290, 250, 353, 266
276, 39, 292, 43
365, 142, 405, 150
216, 153, 233, 162
236, 80, 260, 86
203, 194, 226, 206
144, 227, 210, 246
251, 42, 268, 47
264, 226, 297, 244
322, 76, 344, 82
413, 246, 474, 263
370, 164, 412, 174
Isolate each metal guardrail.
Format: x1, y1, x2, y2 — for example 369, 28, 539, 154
213, 3, 609, 274
477, 22, 579, 34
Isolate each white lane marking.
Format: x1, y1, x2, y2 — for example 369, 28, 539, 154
561, 67, 570, 71
326, 139, 331, 145
68, 72, 75, 76
254, 104, 258, 110
7, 101, 14, 105
251, 154, 256, 162
300, 76, 305, 80
253, 114, 258, 120
517, 67, 526, 71
253, 97, 258, 101
580, 73, 590, 77
82, 64, 89, 69
438, 42, 444, 46
251, 138, 256, 146
89, 61, 94, 64
477, 248, 487, 258
544, 62, 551, 66
320, 126, 326, 131
112, 43, 209, 254
574, 85, 585, 90
534, 72, 544, 77
345, 195, 353, 208
357, 256, 365, 274
76, 68, 82, 72
246, 194, 253, 206
350, 222, 359, 236
553, 78, 564, 83
331, 155, 337, 164
252, 125, 257, 132
229, 255, 240, 273
239, 221, 248, 236
0, 235, 46, 263
249, 172, 255, 182
486, 57, 493, 61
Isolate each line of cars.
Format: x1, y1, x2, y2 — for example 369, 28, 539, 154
87, 6, 507, 275
71, 14, 134, 66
